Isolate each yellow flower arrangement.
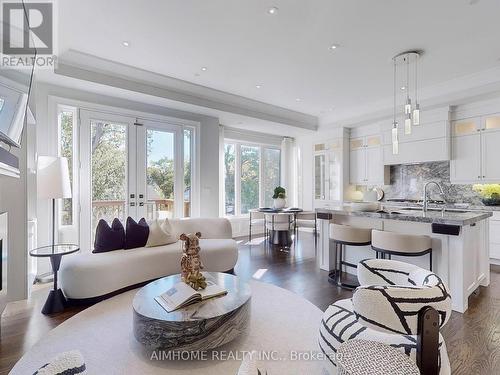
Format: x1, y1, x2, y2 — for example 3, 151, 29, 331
472, 184, 500, 198
473, 184, 500, 205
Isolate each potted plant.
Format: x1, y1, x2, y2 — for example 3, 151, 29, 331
473, 184, 500, 206
272, 186, 286, 209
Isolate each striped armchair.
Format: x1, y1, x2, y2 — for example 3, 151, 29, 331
319, 259, 452, 374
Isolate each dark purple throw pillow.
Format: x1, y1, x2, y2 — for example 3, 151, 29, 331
124, 217, 150, 249
93, 218, 125, 253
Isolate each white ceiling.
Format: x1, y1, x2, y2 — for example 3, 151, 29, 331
52, 0, 500, 128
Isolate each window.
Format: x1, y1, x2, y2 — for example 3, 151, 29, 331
183, 128, 193, 217
57, 106, 77, 226
224, 142, 280, 216
262, 148, 280, 208
240, 145, 259, 214
224, 144, 235, 215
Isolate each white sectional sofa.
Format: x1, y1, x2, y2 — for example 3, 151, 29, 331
60, 218, 238, 304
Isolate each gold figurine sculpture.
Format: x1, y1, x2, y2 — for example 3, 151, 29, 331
180, 232, 207, 290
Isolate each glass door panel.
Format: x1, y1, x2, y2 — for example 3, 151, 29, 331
80, 112, 193, 251
79, 110, 135, 251
314, 154, 325, 200
144, 128, 175, 220
90, 120, 128, 241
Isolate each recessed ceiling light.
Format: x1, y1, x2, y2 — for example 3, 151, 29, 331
201, 67, 208, 71
400, 86, 406, 91
295, 98, 301, 102
329, 44, 339, 50
122, 41, 130, 47
256, 85, 262, 89
268, 6, 278, 15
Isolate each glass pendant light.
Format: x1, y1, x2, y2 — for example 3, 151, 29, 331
392, 124, 399, 154
404, 55, 412, 134
404, 113, 412, 135
392, 50, 422, 152
412, 54, 420, 125
392, 58, 399, 155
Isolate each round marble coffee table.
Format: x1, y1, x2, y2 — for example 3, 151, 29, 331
133, 272, 251, 352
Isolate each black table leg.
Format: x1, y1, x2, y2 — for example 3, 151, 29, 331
42, 254, 67, 315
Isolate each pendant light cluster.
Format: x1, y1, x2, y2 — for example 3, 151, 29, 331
391, 50, 422, 155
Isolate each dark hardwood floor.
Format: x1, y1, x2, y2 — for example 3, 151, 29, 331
1, 231, 499, 374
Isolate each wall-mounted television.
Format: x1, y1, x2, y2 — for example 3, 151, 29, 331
0, 76, 30, 148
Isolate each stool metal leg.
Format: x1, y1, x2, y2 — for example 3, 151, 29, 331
328, 240, 339, 284
337, 243, 360, 290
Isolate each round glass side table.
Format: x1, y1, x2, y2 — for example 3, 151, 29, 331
29, 244, 79, 315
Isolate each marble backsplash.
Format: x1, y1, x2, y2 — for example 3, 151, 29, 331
381, 161, 483, 205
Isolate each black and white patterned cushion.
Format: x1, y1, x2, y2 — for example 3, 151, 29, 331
33, 350, 86, 375
319, 259, 452, 375
354, 259, 451, 335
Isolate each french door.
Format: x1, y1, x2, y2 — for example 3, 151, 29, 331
79, 110, 190, 251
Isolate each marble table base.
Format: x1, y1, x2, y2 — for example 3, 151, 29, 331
133, 299, 251, 352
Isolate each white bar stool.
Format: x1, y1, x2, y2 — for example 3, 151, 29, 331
329, 224, 372, 289
371, 230, 433, 271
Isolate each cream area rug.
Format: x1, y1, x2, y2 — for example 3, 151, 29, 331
11, 280, 334, 374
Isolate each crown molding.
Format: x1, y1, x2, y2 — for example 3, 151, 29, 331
53, 50, 318, 131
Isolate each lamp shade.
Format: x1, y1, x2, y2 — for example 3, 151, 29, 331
37, 156, 72, 199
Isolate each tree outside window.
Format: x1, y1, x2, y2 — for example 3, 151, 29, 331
224, 142, 280, 216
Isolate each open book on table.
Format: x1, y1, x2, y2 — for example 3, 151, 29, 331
155, 274, 228, 313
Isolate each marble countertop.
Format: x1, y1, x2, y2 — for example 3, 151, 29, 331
316, 206, 492, 226
382, 201, 500, 212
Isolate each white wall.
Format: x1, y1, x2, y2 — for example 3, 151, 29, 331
199, 116, 220, 217
0, 128, 28, 302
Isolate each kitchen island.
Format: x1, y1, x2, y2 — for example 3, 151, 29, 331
316, 206, 493, 313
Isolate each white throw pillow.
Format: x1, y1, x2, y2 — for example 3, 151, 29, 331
33, 350, 86, 374
146, 218, 177, 247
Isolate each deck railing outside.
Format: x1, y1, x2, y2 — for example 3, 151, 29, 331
92, 199, 190, 230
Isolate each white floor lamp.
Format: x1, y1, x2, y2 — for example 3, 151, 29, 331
37, 156, 72, 249
36, 156, 73, 314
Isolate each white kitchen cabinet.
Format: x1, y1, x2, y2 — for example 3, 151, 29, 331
349, 135, 388, 186
490, 212, 500, 262
451, 114, 500, 183
314, 137, 346, 204
349, 148, 365, 185
481, 130, 500, 182
366, 146, 385, 184
451, 134, 482, 182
